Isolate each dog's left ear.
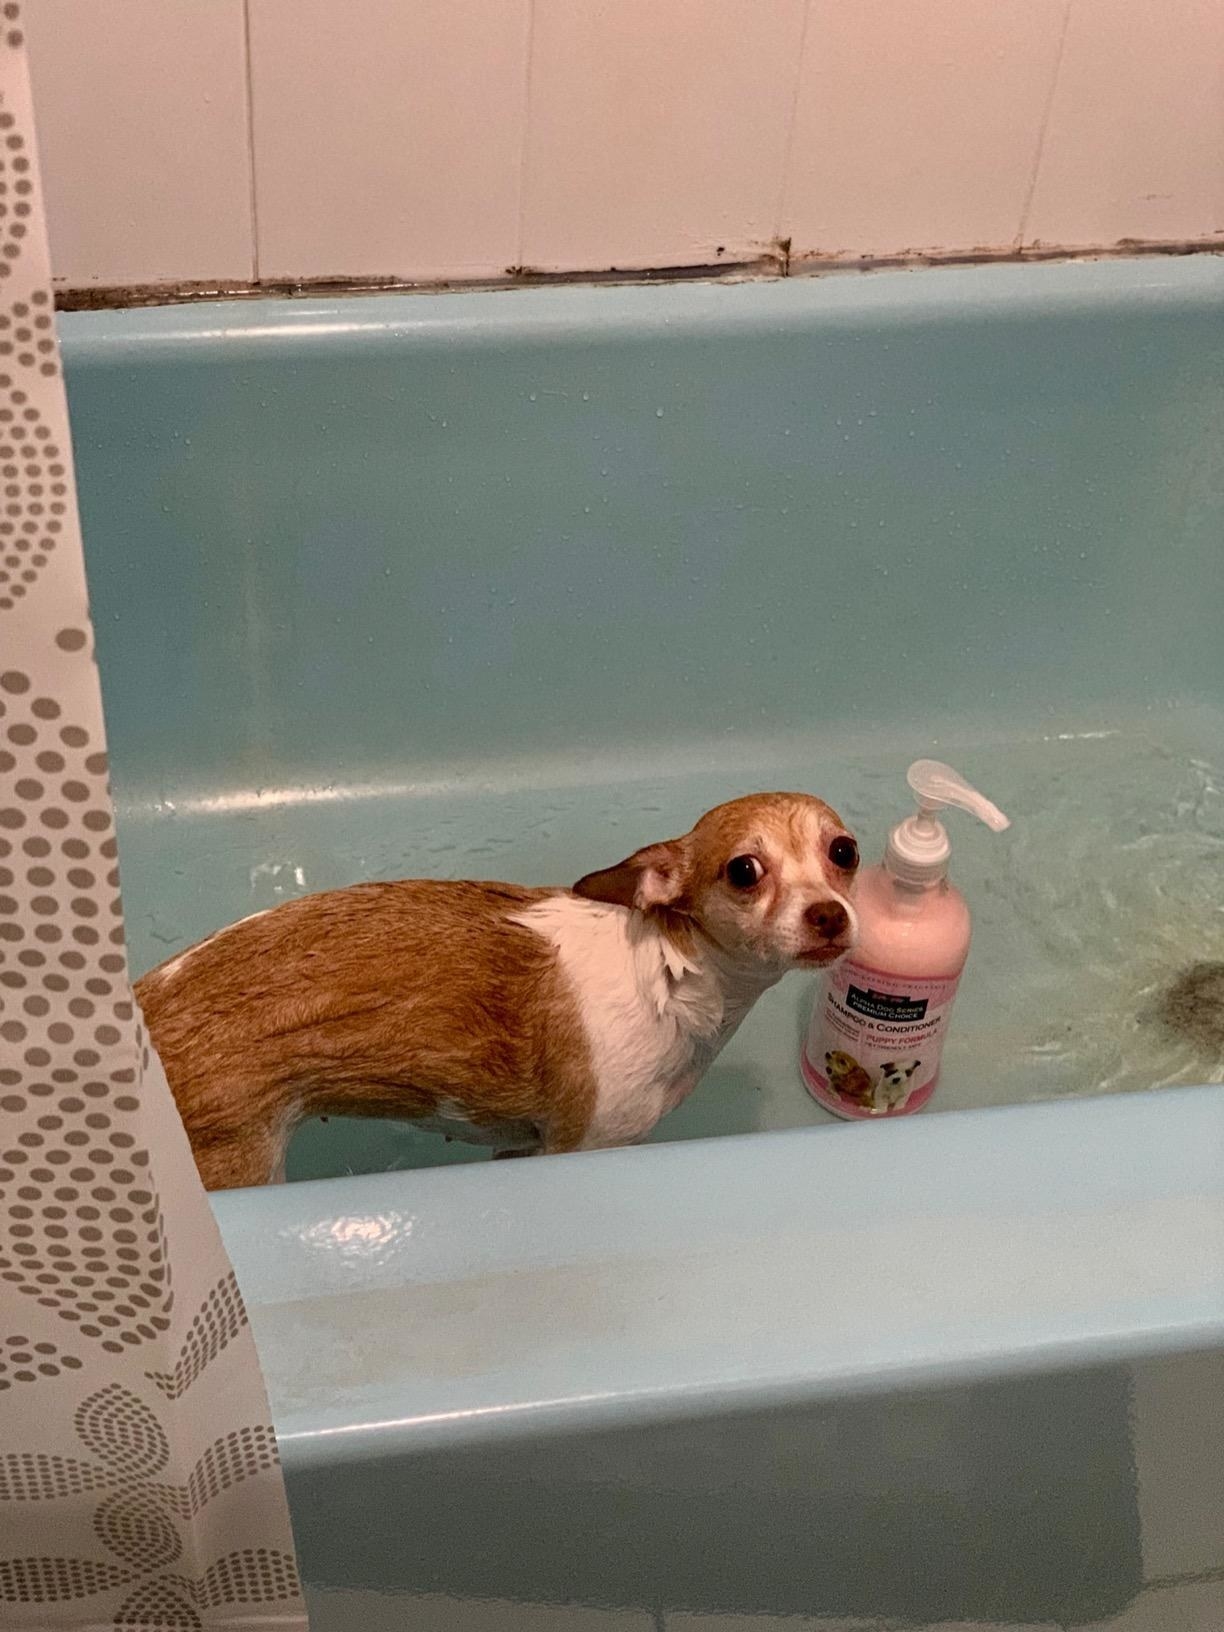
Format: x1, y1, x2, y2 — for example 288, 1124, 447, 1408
574, 839, 691, 912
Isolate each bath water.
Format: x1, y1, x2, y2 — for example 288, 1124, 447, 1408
113, 705, 1224, 1178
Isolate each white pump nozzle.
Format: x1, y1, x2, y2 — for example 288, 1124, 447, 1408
905, 760, 1010, 833
886, 759, 1010, 886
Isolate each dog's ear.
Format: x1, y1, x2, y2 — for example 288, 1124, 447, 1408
574, 839, 691, 912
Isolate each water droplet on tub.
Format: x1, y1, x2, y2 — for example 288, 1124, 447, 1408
529, 393, 537, 402
655, 408, 664, 418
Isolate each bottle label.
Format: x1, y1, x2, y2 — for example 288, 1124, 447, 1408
801, 959, 961, 1118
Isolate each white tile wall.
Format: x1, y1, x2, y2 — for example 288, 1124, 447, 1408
782, 0, 1071, 260
520, 0, 806, 273
24, 0, 1224, 291
1023, 0, 1224, 249
247, 0, 531, 282
26, 0, 254, 288
1131, 1350, 1224, 1583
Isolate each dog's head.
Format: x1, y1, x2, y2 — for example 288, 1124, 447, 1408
878, 1059, 920, 1088
574, 792, 858, 975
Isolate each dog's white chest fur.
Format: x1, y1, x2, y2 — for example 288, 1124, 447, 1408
513, 895, 763, 1148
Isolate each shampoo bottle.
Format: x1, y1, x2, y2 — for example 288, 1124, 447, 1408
802, 761, 1009, 1119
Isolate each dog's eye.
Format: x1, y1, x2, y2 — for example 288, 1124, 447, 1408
828, 835, 859, 871
725, 854, 764, 890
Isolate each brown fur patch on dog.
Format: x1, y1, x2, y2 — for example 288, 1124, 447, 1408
136, 881, 596, 1189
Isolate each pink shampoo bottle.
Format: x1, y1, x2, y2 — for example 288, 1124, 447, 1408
802, 761, 1010, 1120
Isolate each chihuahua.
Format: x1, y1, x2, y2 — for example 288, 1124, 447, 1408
136, 793, 859, 1189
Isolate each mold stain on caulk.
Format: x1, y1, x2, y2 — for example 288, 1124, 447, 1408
52, 236, 1224, 312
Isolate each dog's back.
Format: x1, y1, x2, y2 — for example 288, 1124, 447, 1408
135, 880, 595, 1188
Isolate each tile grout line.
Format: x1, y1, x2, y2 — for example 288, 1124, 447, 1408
773, 0, 816, 252
515, 0, 538, 270
1016, 0, 1075, 250
241, 0, 261, 281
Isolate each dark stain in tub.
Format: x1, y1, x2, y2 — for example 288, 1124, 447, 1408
1156, 961, 1224, 1051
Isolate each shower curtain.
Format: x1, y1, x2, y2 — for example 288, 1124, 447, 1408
0, 12, 308, 1630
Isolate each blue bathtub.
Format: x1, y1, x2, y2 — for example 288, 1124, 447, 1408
63, 257, 1224, 1629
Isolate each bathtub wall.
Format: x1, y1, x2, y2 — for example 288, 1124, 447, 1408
26, 0, 1224, 297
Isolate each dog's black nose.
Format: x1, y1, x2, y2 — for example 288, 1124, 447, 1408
805, 900, 849, 940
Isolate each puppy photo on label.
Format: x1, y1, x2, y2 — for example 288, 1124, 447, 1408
136, 793, 860, 1190
823, 1049, 876, 1109
871, 1057, 921, 1113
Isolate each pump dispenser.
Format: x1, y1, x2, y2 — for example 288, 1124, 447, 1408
801, 761, 1009, 1120
885, 761, 1010, 886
